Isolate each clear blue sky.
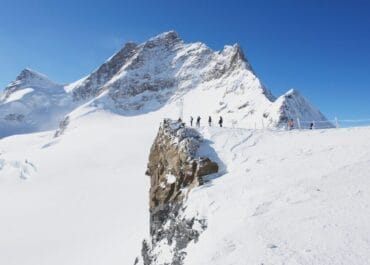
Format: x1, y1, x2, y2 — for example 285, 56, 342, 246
1, 0, 369, 120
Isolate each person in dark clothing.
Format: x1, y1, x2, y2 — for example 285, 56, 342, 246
196, 116, 201, 127
190, 116, 194, 127
288, 119, 294, 130
309, 122, 314, 130
208, 116, 212, 127
218, 116, 223, 127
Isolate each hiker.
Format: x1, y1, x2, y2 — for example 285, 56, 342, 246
218, 116, 223, 127
309, 122, 314, 130
196, 116, 201, 127
287, 119, 294, 130
178, 117, 182, 123
190, 116, 194, 127
208, 116, 212, 127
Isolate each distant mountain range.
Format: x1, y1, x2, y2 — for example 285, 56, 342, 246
0, 31, 330, 137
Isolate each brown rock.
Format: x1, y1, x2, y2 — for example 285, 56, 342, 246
147, 119, 218, 210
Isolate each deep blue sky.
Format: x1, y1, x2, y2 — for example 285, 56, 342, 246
1, 0, 369, 120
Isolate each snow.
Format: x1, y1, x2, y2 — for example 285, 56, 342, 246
0, 109, 164, 265
0, 69, 76, 137
1, 96, 369, 265
183, 126, 370, 265
166, 174, 177, 184
64, 75, 88, 93
3, 88, 34, 103
0, 31, 366, 265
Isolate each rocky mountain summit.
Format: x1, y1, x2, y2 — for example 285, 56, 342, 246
67, 31, 329, 127
137, 119, 218, 265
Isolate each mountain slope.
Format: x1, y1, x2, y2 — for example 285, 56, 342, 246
67, 31, 329, 128
0, 104, 369, 265
0, 69, 75, 137
181, 126, 370, 265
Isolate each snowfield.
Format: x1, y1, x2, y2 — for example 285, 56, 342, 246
184, 126, 370, 265
0, 110, 159, 265
0, 104, 369, 265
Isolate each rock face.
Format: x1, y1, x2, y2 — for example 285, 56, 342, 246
69, 42, 138, 101
147, 119, 218, 210
137, 119, 218, 265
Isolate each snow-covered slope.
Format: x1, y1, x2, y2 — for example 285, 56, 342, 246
1, 31, 351, 265
182, 126, 370, 265
0, 110, 157, 265
0, 69, 75, 137
0, 96, 369, 265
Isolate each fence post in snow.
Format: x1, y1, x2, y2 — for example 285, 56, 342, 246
335, 117, 339, 128
297, 118, 301, 130
175, 97, 184, 121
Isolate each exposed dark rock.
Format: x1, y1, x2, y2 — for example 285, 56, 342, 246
72, 42, 138, 101
137, 119, 218, 265
147, 119, 218, 210
54, 116, 70, 138
4, 113, 25, 122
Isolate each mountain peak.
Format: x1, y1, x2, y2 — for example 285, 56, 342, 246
17, 68, 49, 82
4, 68, 60, 96
144, 31, 182, 48
284, 88, 299, 97
149, 30, 180, 41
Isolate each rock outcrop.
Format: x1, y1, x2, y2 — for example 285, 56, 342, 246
137, 119, 218, 265
147, 119, 218, 210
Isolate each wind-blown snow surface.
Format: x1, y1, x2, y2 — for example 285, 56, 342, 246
184, 126, 370, 265
0, 99, 369, 265
0, 110, 162, 265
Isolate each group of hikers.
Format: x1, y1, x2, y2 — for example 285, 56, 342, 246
187, 116, 223, 128
287, 118, 315, 130
179, 116, 315, 130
